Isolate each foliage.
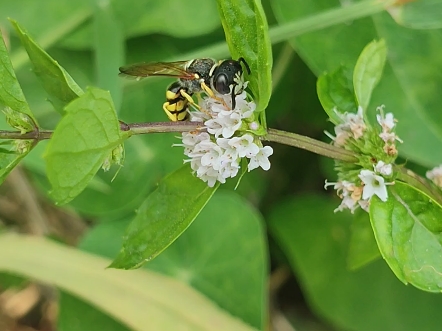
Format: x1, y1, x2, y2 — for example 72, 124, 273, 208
1, 0, 442, 331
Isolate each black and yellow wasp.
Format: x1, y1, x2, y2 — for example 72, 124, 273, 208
119, 58, 250, 121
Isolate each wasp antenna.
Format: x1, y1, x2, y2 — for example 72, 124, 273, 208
238, 57, 251, 75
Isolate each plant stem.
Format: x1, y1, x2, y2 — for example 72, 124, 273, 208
264, 128, 357, 163
0, 124, 357, 162
0, 130, 52, 140
0, 122, 202, 141
122, 121, 201, 135
268, 0, 397, 45
272, 43, 295, 91
124, 0, 395, 90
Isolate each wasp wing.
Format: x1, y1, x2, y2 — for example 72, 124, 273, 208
118, 61, 196, 80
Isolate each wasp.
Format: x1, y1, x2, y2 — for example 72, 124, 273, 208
119, 58, 251, 121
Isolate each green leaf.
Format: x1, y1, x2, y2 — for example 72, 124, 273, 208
110, 165, 218, 269
45, 87, 124, 205
389, 0, 442, 29
146, 191, 267, 329
0, 27, 35, 123
269, 195, 442, 331
347, 211, 380, 270
60, 0, 220, 49
373, 14, 442, 152
0, 144, 31, 184
0, 233, 257, 331
93, 2, 124, 111
353, 39, 387, 112
317, 65, 357, 124
59, 292, 130, 331
10, 19, 83, 114
81, 191, 268, 330
216, 0, 273, 113
370, 181, 442, 292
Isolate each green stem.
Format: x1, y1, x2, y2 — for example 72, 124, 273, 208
0, 130, 52, 140
268, 0, 396, 44
0, 124, 356, 162
272, 43, 295, 91
124, 0, 394, 90
264, 128, 358, 163
0, 121, 202, 141
123, 121, 200, 135
10, 8, 93, 71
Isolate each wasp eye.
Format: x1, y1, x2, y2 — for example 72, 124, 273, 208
214, 73, 230, 94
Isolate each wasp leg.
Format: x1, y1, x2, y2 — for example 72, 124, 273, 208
180, 89, 201, 110
200, 81, 231, 109
200, 81, 215, 98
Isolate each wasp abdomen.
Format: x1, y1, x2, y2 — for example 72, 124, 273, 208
163, 81, 189, 121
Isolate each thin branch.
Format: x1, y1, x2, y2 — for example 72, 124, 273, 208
1, 123, 357, 163
0, 130, 52, 140
123, 121, 201, 135
264, 128, 358, 163
0, 121, 202, 141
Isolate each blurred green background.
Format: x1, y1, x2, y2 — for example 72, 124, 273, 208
1, 0, 442, 330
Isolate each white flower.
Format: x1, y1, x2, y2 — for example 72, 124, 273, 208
374, 161, 392, 176
379, 131, 403, 144
180, 132, 210, 148
248, 146, 273, 171
219, 159, 240, 179
190, 110, 211, 122
188, 140, 218, 158
324, 180, 354, 196
235, 91, 255, 118
426, 165, 442, 187
219, 112, 243, 138
348, 106, 366, 139
325, 180, 364, 213
332, 106, 366, 144
358, 170, 388, 202
228, 134, 260, 158
199, 167, 224, 187
205, 112, 242, 139
205, 118, 224, 138
358, 199, 370, 212
376, 105, 396, 132
216, 138, 239, 161
334, 195, 359, 213
200, 144, 224, 170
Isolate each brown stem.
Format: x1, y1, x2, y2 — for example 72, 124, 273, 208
0, 130, 52, 140
264, 128, 358, 163
0, 122, 203, 141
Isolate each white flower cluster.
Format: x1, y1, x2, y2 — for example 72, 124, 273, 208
376, 105, 402, 156
332, 106, 366, 146
325, 161, 393, 213
325, 105, 398, 213
175, 86, 273, 187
